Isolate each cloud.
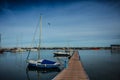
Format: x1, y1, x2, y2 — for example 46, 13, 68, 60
0, 1, 120, 47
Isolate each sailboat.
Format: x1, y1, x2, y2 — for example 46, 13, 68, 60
0, 33, 4, 53
27, 16, 60, 68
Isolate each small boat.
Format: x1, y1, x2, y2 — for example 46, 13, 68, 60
53, 51, 70, 57
27, 59, 60, 68
27, 16, 60, 69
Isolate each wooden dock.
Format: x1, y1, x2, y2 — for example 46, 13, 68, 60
53, 51, 89, 80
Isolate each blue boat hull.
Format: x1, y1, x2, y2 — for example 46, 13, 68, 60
28, 63, 59, 69
27, 59, 60, 69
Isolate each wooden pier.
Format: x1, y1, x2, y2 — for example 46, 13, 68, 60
53, 51, 89, 80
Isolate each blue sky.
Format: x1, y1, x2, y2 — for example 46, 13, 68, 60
0, 0, 120, 47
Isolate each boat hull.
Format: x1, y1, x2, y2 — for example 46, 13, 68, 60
54, 53, 70, 57
53, 51, 71, 57
28, 63, 60, 69
27, 65, 61, 72
27, 59, 60, 69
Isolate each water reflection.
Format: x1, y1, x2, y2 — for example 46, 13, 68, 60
1, 50, 120, 80
26, 66, 61, 80
26, 66, 61, 73
111, 49, 120, 54
79, 50, 120, 80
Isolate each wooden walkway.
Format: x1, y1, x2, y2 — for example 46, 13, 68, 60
53, 51, 89, 80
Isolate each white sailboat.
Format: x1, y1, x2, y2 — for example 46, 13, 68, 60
27, 16, 60, 68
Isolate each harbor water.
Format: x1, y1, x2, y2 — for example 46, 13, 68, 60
0, 50, 120, 80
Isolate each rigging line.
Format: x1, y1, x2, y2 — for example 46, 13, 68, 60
31, 18, 40, 48
26, 50, 31, 60
26, 18, 40, 60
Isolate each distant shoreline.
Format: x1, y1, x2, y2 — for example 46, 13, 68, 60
0, 47, 111, 52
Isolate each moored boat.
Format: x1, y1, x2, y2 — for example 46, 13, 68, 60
53, 51, 70, 56
27, 59, 60, 68
26, 16, 60, 69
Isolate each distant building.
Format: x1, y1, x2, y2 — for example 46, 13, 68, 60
111, 45, 120, 50
111, 45, 120, 53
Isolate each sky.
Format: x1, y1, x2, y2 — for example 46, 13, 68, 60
0, 0, 120, 48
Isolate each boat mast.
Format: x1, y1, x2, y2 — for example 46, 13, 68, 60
0, 33, 1, 49
38, 16, 42, 60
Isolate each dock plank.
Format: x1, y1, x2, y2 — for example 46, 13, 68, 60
53, 51, 89, 80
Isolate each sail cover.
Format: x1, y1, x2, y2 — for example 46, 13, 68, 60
41, 59, 56, 64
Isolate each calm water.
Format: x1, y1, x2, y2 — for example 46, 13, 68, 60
79, 50, 120, 80
0, 50, 120, 80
